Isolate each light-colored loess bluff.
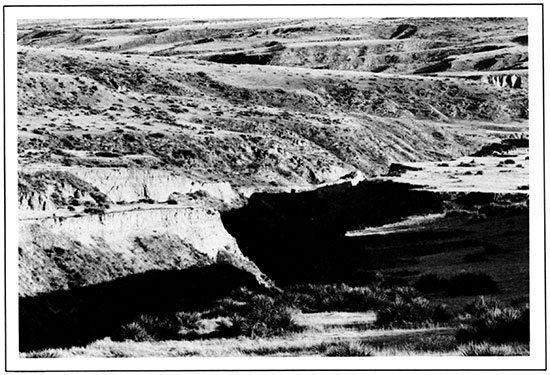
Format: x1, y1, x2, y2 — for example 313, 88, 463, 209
19, 206, 269, 297
20, 167, 243, 206
18, 168, 270, 297
62, 167, 241, 204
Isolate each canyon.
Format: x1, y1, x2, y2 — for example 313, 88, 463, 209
16, 17, 529, 355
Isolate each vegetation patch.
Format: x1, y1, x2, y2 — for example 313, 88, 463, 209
216, 294, 301, 338
459, 342, 529, 356
112, 312, 203, 342
283, 283, 386, 313
456, 297, 529, 344
374, 288, 453, 328
324, 341, 374, 357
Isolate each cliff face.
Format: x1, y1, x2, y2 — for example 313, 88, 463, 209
17, 168, 272, 352
18, 170, 111, 211
68, 168, 241, 204
19, 206, 269, 297
18, 189, 56, 211
481, 73, 525, 89
20, 167, 242, 208
18, 167, 270, 297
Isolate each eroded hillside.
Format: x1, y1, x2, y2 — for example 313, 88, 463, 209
18, 18, 528, 190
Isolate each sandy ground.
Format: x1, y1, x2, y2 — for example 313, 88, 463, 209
384, 148, 529, 193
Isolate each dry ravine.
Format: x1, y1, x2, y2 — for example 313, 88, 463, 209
17, 17, 529, 357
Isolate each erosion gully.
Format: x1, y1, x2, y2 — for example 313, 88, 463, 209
20, 142, 529, 352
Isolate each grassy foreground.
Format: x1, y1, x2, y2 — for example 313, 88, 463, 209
22, 282, 529, 358
22, 317, 527, 358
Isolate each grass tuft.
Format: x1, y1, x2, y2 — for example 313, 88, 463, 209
113, 312, 203, 342
284, 283, 387, 313
456, 297, 529, 344
374, 293, 452, 328
216, 295, 301, 338
324, 341, 374, 357
459, 342, 529, 356
23, 349, 64, 358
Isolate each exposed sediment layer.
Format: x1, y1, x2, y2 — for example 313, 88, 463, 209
68, 168, 241, 204
19, 205, 269, 297
19, 167, 242, 209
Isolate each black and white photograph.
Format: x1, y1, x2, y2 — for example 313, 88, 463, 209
3, 2, 546, 372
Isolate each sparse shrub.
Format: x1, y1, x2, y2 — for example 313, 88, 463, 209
206, 297, 249, 318
456, 297, 529, 344
24, 349, 64, 358
459, 342, 528, 356
107, 348, 130, 358
215, 295, 300, 338
382, 333, 458, 353
215, 315, 246, 338
138, 315, 178, 340
325, 341, 374, 357
82, 201, 96, 207
284, 283, 384, 312
175, 312, 202, 331
374, 294, 452, 328
113, 314, 182, 342
114, 321, 152, 342
83, 207, 106, 215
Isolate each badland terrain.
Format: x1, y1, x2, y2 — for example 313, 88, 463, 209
17, 17, 529, 357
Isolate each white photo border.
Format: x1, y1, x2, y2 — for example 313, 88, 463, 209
2, 1, 546, 371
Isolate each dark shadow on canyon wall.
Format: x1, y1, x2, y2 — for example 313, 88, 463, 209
221, 180, 444, 285
20, 263, 263, 352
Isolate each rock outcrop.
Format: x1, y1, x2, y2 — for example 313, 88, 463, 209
481, 73, 524, 88
19, 205, 270, 297
18, 170, 111, 211
68, 167, 242, 204
19, 167, 244, 210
